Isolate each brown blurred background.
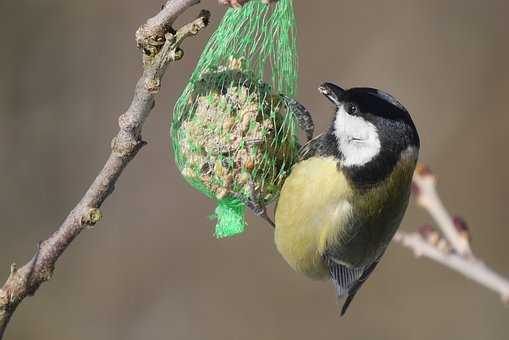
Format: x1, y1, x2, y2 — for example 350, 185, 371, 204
1, 0, 508, 339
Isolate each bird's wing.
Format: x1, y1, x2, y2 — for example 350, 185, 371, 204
327, 255, 383, 316
298, 134, 324, 161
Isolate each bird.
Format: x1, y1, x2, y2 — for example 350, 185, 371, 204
275, 82, 420, 316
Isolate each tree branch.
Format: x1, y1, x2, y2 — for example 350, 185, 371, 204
0, 2, 210, 338
411, 165, 472, 256
394, 231, 509, 301
394, 165, 509, 302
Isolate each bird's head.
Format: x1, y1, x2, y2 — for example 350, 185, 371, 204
319, 82, 420, 170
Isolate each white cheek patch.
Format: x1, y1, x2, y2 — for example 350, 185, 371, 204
334, 106, 381, 167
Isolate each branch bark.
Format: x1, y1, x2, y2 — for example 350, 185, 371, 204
0, 1, 210, 338
394, 165, 509, 302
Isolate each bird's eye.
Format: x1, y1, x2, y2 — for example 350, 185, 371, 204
346, 103, 358, 115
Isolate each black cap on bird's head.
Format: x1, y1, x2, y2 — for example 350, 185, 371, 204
320, 82, 411, 122
319, 81, 419, 149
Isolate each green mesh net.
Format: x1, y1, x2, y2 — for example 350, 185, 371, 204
171, 0, 298, 238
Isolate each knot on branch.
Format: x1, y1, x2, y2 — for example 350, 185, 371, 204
135, 25, 175, 57
118, 113, 141, 134
139, 9, 210, 68
146, 78, 161, 93
82, 208, 102, 227
110, 136, 145, 157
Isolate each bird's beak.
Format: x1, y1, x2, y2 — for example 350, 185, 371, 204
319, 82, 345, 106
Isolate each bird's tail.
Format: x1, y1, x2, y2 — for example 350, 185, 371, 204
328, 260, 364, 316
329, 258, 381, 316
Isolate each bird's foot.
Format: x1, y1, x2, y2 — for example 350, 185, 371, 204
281, 95, 315, 142
230, 179, 275, 228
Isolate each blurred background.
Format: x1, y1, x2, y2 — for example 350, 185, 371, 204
1, 0, 508, 339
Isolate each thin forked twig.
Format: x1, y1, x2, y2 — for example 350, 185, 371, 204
394, 165, 509, 303
0, 1, 210, 338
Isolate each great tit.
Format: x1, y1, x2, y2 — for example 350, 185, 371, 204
275, 82, 420, 315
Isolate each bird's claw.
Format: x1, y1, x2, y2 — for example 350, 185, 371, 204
229, 179, 275, 228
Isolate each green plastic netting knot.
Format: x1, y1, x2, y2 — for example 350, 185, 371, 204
213, 198, 247, 238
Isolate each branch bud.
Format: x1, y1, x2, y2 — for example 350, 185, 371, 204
417, 224, 441, 246
82, 208, 102, 226
453, 216, 471, 243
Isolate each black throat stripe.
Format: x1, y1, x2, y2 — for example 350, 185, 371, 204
314, 130, 415, 191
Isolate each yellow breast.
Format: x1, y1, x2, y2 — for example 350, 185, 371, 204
274, 157, 353, 279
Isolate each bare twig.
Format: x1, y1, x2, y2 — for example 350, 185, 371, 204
394, 232, 509, 301
395, 165, 509, 302
0, 2, 210, 338
412, 165, 472, 256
